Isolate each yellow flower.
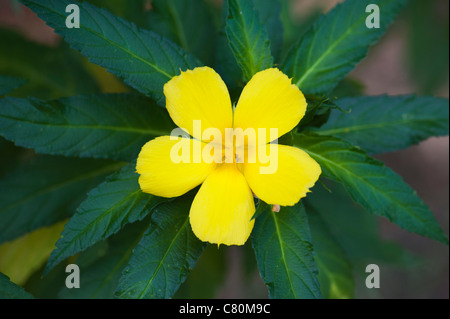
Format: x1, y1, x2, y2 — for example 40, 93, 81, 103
136, 67, 321, 246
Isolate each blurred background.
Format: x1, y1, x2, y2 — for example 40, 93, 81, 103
0, 0, 448, 298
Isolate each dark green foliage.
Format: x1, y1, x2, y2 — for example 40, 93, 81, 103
283, 0, 407, 95
0, 94, 175, 161
45, 164, 165, 274
319, 95, 449, 154
295, 133, 448, 244
21, 0, 201, 105
116, 195, 205, 299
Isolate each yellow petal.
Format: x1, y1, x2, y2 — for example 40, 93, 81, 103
136, 136, 216, 198
233, 68, 307, 144
190, 164, 255, 246
243, 144, 321, 206
164, 67, 233, 141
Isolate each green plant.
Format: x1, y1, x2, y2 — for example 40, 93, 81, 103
0, 0, 448, 299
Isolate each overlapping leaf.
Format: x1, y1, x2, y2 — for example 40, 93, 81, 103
116, 195, 205, 299
0, 94, 175, 161
252, 203, 322, 299
407, 0, 449, 94
0, 156, 122, 243
0, 138, 26, 178
22, 0, 201, 104
84, 0, 148, 28
215, 0, 280, 90
317, 95, 450, 154
0, 222, 65, 286
306, 181, 415, 265
174, 245, 226, 299
225, 0, 273, 81
45, 164, 165, 274
283, 0, 407, 94
294, 133, 448, 244
307, 206, 354, 299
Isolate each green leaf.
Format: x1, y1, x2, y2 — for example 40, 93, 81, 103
283, 0, 407, 95
317, 95, 450, 154
307, 206, 354, 299
298, 94, 335, 130
59, 218, 150, 299
0, 74, 27, 96
0, 28, 99, 99
83, 0, 148, 28
306, 181, 416, 265
225, 0, 273, 81
407, 0, 449, 94
0, 156, 122, 243
116, 194, 205, 299
0, 138, 29, 179
251, 203, 322, 299
242, 240, 259, 282
21, 0, 201, 104
294, 132, 449, 244
0, 222, 65, 286
147, 0, 218, 65
251, 200, 269, 221
174, 244, 226, 299
0, 94, 175, 161
254, 0, 283, 61
23, 261, 68, 299
214, 0, 243, 90
45, 164, 165, 275
0, 272, 34, 299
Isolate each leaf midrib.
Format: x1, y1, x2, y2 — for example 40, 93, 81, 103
228, 0, 256, 77
295, 19, 361, 88
270, 210, 298, 298
136, 216, 189, 299
318, 118, 448, 136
